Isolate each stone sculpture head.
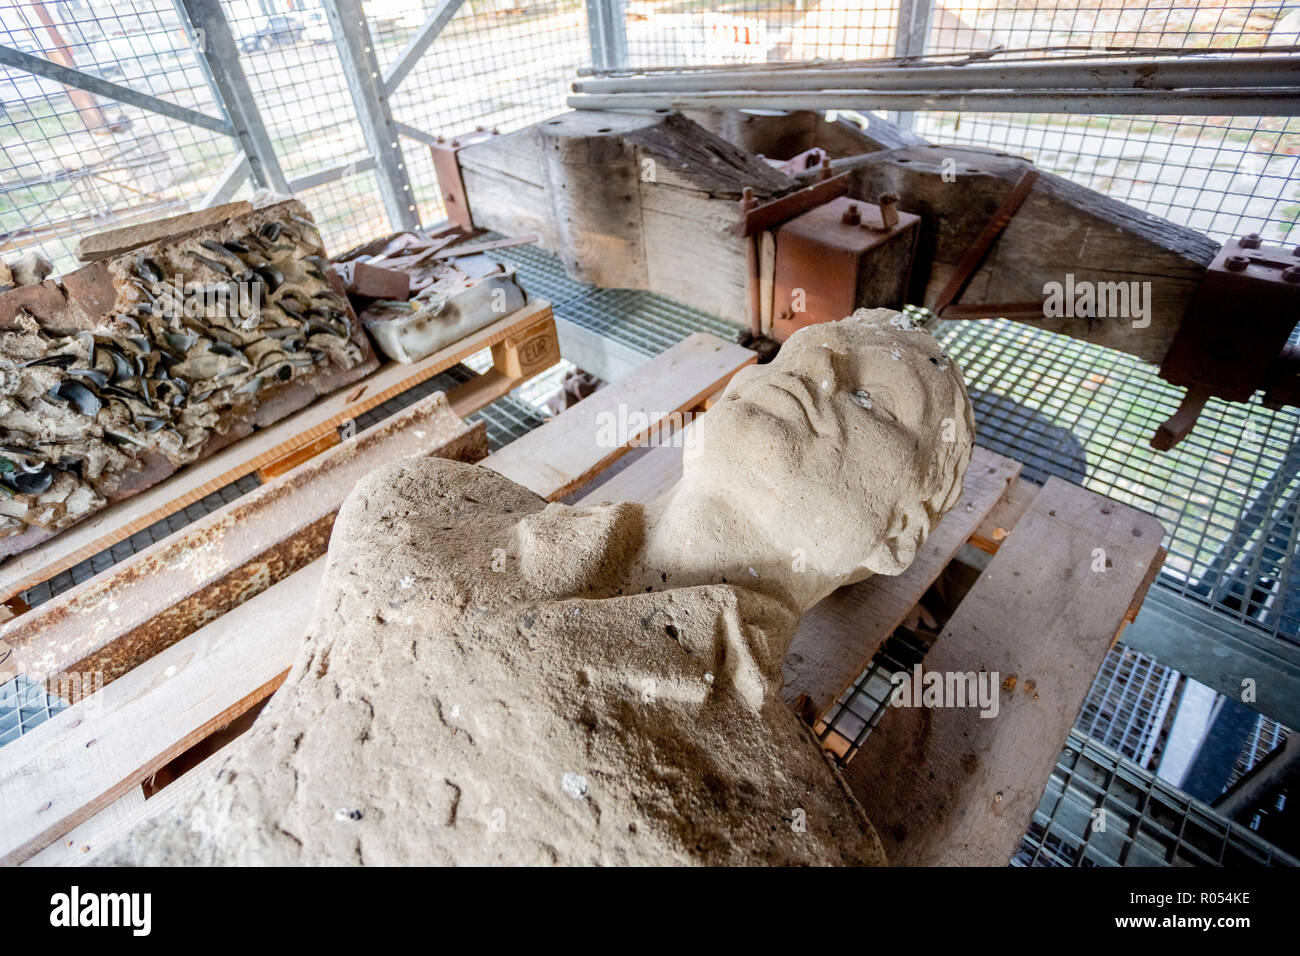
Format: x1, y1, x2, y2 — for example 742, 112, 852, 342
653, 309, 973, 607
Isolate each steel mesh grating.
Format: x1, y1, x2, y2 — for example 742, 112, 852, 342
932, 316, 1300, 645
1015, 728, 1298, 866
490, 240, 745, 356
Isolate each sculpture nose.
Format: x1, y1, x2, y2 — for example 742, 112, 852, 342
784, 339, 846, 391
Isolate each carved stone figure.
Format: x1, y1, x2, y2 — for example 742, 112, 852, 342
110, 309, 973, 866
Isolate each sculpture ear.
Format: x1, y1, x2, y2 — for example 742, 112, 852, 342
863, 502, 929, 576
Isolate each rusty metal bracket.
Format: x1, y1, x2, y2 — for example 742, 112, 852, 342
932, 167, 1040, 316
1153, 234, 1300, 448
429, 127, 498, 231
735, 165, 852, 238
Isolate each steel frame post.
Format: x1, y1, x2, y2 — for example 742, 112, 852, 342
586, 0, 629, 73
175, 0, 290, 194
321, 0, 420, 232
891, 0, 933, 129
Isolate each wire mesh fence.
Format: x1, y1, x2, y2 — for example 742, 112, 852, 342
4, 1, 1297, 258
0, 0, 591, 268
1, 0, 238, 266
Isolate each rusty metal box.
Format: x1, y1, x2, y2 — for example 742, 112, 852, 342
771, 196, 920, 342
1160, 237, 1300, 401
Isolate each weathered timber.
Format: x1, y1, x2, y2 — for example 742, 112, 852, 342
845, 144, 1220, 362
457, 111, 796, 326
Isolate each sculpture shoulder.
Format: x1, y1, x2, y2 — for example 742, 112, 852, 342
337, 455, 545, 531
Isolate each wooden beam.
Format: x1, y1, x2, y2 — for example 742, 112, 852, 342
0, 560, 322, 865
457, 112, 793, 327
846, 145, 1218, 362
484, 332, 755, 500
843, 477, 1166, 866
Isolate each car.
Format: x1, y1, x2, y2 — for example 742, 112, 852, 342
238, 15, 304, 53
302, 12, 332, 45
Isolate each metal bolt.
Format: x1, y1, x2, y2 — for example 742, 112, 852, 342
879, 192, 900, 229
1238, 233, 1262, 249
1283, 265, 1300, 283
842, 203, 861, 226
1225, 254, 1250, 272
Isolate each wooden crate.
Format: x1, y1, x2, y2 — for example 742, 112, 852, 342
0, 329, 1165, 868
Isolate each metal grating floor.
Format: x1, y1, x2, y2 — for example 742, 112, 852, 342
491, 242, 743, 357
1016, 729, 1298, 867
932, 317, 1300, 647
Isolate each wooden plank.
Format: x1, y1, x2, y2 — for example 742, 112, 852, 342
576, 441, 686, 507
484, 332, 754, 500
0, 301, 555, 606
969, 476, 1039, 554
21, 787, 145, 865
781, 447, 1022, 720
1, 393, 487, 697
74, 202, 252, 261
843, 477, 1166, 866
0, 559, 321, 865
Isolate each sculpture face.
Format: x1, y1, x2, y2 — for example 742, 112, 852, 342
693, 310, 973, 578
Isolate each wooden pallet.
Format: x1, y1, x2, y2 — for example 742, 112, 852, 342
1, 336, 1163, 867
0, 301, 560, 616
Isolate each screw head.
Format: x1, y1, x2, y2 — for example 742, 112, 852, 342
1283, 265, 1300, 283
1225, 255, 1250, 272
1238, 233, 1262, 249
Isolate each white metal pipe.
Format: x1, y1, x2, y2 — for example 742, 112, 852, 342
572, 55, 1300, 95
568, 88, 1300, 117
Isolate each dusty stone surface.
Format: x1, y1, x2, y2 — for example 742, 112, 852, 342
109, 310, 973, 866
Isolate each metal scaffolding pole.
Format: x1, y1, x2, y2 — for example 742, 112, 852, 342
321, 0, 420, 232
571, 54, 1300, 94
569, 88, 1300, 116
176, 0, 289, 194
891, 0, 933, 129
586, 0, 628, 73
